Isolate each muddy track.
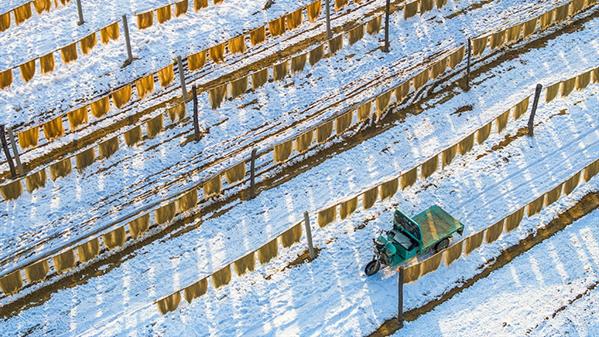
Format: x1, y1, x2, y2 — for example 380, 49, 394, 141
368, 192, 599, 337
1, 9, 593, 315
3, 0, 579, 265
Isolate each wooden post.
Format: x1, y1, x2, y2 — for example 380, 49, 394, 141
465, 38, 472, 91
528, 84, 543, 136
192, 85, 200, 140
122, 15, 134, 66
176, 56, 188, 101
6, 128, 23, 175
249, 148, 257, 199
0, 125, 16, 178
303, 211, 316, 259
76, 0, 84, 25
382, 0, 390, 52
325, 0, 332, 39
397, 267, 404, 328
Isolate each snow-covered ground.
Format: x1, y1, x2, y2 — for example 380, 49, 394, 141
2, 0, 594, 268
394, 209, 599, 337
1, 21, 597, 336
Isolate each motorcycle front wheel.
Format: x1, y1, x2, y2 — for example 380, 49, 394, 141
365, 260, 381, 276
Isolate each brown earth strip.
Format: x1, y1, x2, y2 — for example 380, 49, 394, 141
369, 192, 599, 337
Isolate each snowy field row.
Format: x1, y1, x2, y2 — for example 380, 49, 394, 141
2, 0, 591, 267
1, 17, 597, 334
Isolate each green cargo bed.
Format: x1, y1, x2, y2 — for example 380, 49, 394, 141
412, 205, 464, 251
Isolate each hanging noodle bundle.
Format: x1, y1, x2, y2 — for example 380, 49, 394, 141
380, 178, 399, 200
0, 69, 12, 89
309, 44, 324, 65
401, 167, 417, 188
135, 74, 155, 99
268, 17, 286, 36
258, 238, 279, 264
273, 140, 293, 163
358, 101, 372, 121
124, 126, 141, 146
14, 3, 32, 25
367, 15, 382, 35
99, 137, 119, 159
100, 22, 120, 44
60, 43, 78, 64
53, 250, 75, 273
228, 36, 246, 54
421, 155, 438, 179
307, 1, 321, 22
209, 44, 225, 63
19, 60, 36, 82
225, 162, 246, 184
76, 148, 95, 171
280, 222, 303, 247
155, 202, 176, 224
175, 0, 188, 16
527, 195, 544, 216
458, 133, 475, 154
0, 271, 22, 295
317, 121, 333, 143
504, 208, 524, 232
158, 64, 175, 87
485, 220, 504, 243
328, 35, 343, 55
184, 278, 207, 303
112, 84, 132, 109
286, 9, 302, 30
228, 76, 248, 98
43, 117, 64, 140
234, 253, 256, 275
318, 205, 337, 227
188, 50, 206, 71
77, 238, 100, 262
477, 122, 492, 144
176, 189, 198, 212
335, 111, 353, 135
80, 33, 97, 55
137, 11, 154, 29
349, 25, 364, 45
50, 158, 72, 180
250, 26, 266, 46
91, 96, 110, 118
129, 214, 150, 239
0, 181, 22, 201
252, 69, 268, 90
339, 197, 358, 219
156, 5, 172, 24
291, 53, 307, 73
362, 186, 378, 209
375, 91, 392, 118
273, 61, 288, 81
25, 260, 49, 284
295, 130, 313, 153
464, 231, 484, 255
156, 292, 181, 314
420, 251, 443, 276
102, 227, 126, 249
25, 169, 46, 192
212, 265, 232, 288
203, 175, 222, 198
444, 241, 463, 265
442, 144, 458, 167
448, 46, 465, 69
